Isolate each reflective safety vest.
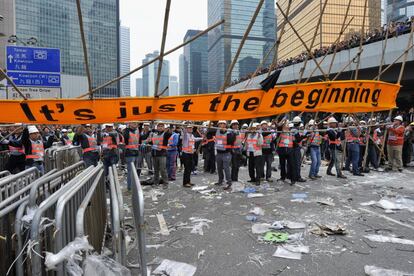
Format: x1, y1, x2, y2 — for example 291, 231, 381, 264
63, 137, 72, 145
233, 132, 245, 149
246, 133, 261, 153
215, 130, 231, 151
329, 131, 341, 145
202, 138, 214, 146
345, 130, 359, 143
309, 132, 322, 146
83, 134, 99, 153
9, 145, 25, 155
388, 125, 404, 145
119, 133, 125, 145
125, 131, 139, 150
167, 133, 178, 150
278, 133, 293, 148
102, 133, 119, 150
152, 132, 167, 150
262, 133, 273, 149
182, 134, 195, 154
26, 140, 44, 161
373, 129, 381, 144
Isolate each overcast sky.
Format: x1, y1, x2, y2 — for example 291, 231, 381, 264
120, 0, 208, 95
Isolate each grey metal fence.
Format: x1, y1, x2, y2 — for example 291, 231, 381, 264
44, 145, 82, 172
0, 150, 9, 171
0, 170, 10, 179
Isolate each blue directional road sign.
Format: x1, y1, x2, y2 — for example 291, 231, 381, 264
6, 46, 61, 73
7, 71, 61, 87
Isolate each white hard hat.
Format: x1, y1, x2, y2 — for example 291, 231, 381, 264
119, 125, 127, 130
292, 116, 302, 123
288, 123, 294, 128
28, 125, 39, 134
308, 119, 315, 126
217, 120, 227, 125
14, 123, 23, 126
394, 115, 403, 121
230, 120, 239, 125
62, 129, 68, 132
360, 120, 366, 125
327, 117, 338, 124
252, 122, 260, 128
202, 122, 208, 127
84, 124, 91, 127
242, 123, 248, 129
157, 122, 165, 127
68, 128, 73, 132
143, 122, 150, 126
260, 120, 268, 125
104, 123, 114, 127
300, 123, 304, 128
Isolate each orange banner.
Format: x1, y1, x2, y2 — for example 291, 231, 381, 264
0, 80, 400, 124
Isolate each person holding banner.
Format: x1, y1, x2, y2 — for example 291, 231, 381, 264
215, 120, 236, 190
245, 122, 264, 186
344, 121, 364, 176
73, 124, 100, 167
123, 122, 140, 191
386, 116, 405, 172
326, 117, 347, 179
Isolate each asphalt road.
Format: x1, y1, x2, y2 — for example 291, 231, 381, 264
122, 158, 414, 276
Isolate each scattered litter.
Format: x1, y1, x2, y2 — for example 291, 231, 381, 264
316, 198, 336, 206
247, 253, 269, 268
271, 221, 284, 230
83, 254, 131, 276
150, 190, 165, 202
199, 189, 216, 195
364, 234, 414, 246
252, 223, 272, 234
245, 215, 258, 222
263, 231, 289, 243
288, 233, 304, 242
198, 250, 205, 260
146, 244, 164, 249
292, 193, 308, 199
249, 207, 265, 216
273, 247, 301, 260
156, 213, 170, 236
243, 187, 257, 193
153, 259, 197, 276
224, 201, 231, 206
189, 217, 213, 236
360, 200, 377, 206
364, 265, 413, 276
283, 244, 309, 253
284, 221, 306, 229
247, 193, 265, 198
231, 182, 245, 193
191, 186, 209, 191
376, 196, 414, 213
310, 223, 347, 237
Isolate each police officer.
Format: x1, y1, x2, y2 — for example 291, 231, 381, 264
2, 124, 26, 173
245, 122, 263, 186
344, 120, 364, 176
260, 120, 275, 182
215, 120, 235, 190
73, 124, 100, 167
22, 125, 54, 175
149, 122, 172, 188
60, 129, 72, 145
277, 121, 295, 184
307, 120, 322, 180
138, 122, 153, 176
386, 115, 405, 172
167, 125, 180, 181
326, 117, 347, 178
291, 116, 307, 182
203, 121, 216, 174
230, 120, 244, 182
99, 123, 120, 175
124, 122, 140, 190
181, 122, 203, 187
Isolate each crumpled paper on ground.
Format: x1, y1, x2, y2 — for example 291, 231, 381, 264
153, 259, 197, 276
364, 265, 414, 276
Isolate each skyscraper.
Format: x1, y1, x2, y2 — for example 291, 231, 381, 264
1, 0, 120, 98
181, 30, 208, 94
387, 0, 414, 22
169, 76, 179, 96
277, 0, 381, 60
208, 0, 276, 92
179, 54, 186, 94
142, 51, 170, 97
136, 78, 143, 97
120, 25, 131, 97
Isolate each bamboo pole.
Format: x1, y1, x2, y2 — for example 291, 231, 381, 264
77, 20, 225, 99
373, 43, 414, 80
297, 0, 328, 83
220, 0, 265, 91
154, 0, 171, 97
327, 0, 352, 75
305, 16, 355, 83
376, 22, 391, 80
0, 68, 27, 100
76, 0, 93, 99
266, 0, 293, 78
276, 3, 328, 80
332, 49, 364, 81
354, 0, 368, 80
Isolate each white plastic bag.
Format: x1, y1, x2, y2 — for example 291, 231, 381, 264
249, 207, 265, 216
364, 265, 413, 276
83, 254, 131, 276
364, 234, 414, 246
153, 259, 197, 276
251, 223, 271, 234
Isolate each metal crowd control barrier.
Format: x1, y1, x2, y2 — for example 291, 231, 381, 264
29, 165, 101, 276
0, 150, 10, 171
0, 170, 10, 179
108, 165, 126, 265
0, 167, 39, 202
44, 145, 82, 172
131, 162, 147, 276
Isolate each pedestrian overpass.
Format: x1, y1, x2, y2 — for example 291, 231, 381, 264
227, 32, 414, 108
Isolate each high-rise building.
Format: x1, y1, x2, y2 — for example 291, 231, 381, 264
179, 54, 186, 94
181, 30, 208, 94
277, 0, 381, 60
142, 51, 170, 97
0, 0, 120, 98
120, 25, 130, 97
136, 78, 143, 97
381, 0, 387, 25
208, 0, 276, 91
387, 0, 414, 22
169, 76, 179, 96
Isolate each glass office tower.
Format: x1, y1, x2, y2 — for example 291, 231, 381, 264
387, 0, 414, 22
